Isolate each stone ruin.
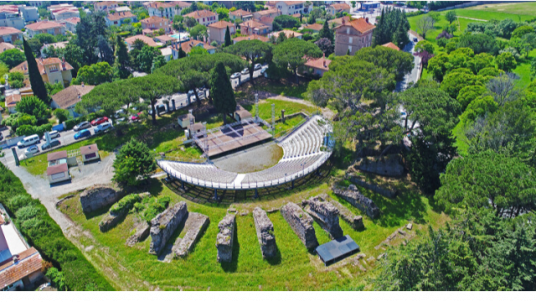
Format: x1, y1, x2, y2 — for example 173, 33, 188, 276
303, 196, 343, 239
80, 185, 121, 213
281, 202, 318, 249
216, 214, 236, 263
253, 207, 276, 259
316, 194, 364, 230
149, 202, 188, 255
355, 155, 404, 177
126, 221, 151, 247
332, 184, 380, 219
174, 212, 210, 258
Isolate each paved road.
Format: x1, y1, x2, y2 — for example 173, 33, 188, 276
396, 32, 421, 137
231, 64, 267, 89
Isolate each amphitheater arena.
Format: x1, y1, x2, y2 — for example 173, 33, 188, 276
157, 115, 334, 197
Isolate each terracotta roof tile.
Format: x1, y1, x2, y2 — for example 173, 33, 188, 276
125, 35, 157, 47
46, 163, 68, 176
208, 20, 234, 29
0, 42, 16, 54
184, 9, 217, 19
240, 20, 269, 29
329, 3, 351, 10
140, 15, 169, 24
304, 23, 323, 31
382, 42, 400, 51
63, 17, 80, 24
0, 247, 42, 290
232, 34, 269, 43
336, 17, 376, 34
47, 151, 68, 162
51, 85, 94, 109
11, 57, 74, 75
304, 55, 331, 71
171, 39, 215, 54
107, 11, 135, 21
155, 35, 175, 42
0, 26, 21, 36
25, 20, 65, 31
5, 93, 21, 108
80, 144, 99, 156
230, 9, 252, 17
271, 29, 302, 39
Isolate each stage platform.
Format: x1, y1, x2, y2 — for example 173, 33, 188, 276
194, 119, 272, 157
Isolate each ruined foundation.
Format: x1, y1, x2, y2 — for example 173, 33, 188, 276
304, 196, 343, 239
332, 185, 380, 219
149, 202, 188, 255
174, 212, 210, 258
80, 185, 121, 213
253, 207, 277, 258
281, 202, 318, 249
216, 214, 236, 263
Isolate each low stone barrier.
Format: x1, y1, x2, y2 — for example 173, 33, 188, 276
149, 202, 188, 255
216, 214, 236, 263
174, 212, 210, 258
99, 208, 127, 232
253, 207, 276, 258
332, 185, 380, 219
349, 176, 397, 199
281, 202, 318, 249
355, 155, 404, 177
317, 194, 364, 230
126, 222, 151, 247
80, 185, 121, 213
304, 196, 343, 239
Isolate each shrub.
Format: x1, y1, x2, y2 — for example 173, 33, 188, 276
110, 194, 141, 215
16, 123, 52, 137
54, 108, 70, 123
15, 205, 40, 221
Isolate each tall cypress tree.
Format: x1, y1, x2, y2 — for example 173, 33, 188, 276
319, 20, 333, 42
23, 38, 47, 102
114, 35, 130, 79
178, 46, 187, 59
210, 62, 236, 124
224, 26, 232, 47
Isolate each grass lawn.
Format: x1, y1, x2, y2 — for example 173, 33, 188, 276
59, 174, 448, 291
512, 48, 536, 88
457, 3, 536, 20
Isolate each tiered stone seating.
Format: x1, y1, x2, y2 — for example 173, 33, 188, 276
241, 154, 324, 185
162, 162, 238, 183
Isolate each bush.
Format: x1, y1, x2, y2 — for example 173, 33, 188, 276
16, 123, 52, 137
54, 109, 70, 123
15, 205, 40, 221
142, 197, 170, 223
110, 194, 141, 215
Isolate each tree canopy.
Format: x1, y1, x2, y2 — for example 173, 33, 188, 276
112, 139, 157, 187
272, 38, 322, 83
210, 62, 236, 124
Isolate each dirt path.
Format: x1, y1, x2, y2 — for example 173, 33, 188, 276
457, 16, 488, 21
255, 91, 336, 120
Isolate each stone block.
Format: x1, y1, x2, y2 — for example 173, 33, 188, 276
149, 202, 188, 255
304, 196, 343, 239
80, 185, 121, 213
281, 202, 318, 249
99, 208, 127, 232
126, 222, 151, 247
316, 193, 364, 230
333, 185, 380, 219
216, 214, 236, 263
174, 212, 210, 258
356, 155, 404, 177
253, 207, 276, 258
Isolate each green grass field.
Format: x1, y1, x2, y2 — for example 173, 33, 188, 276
458, 3, 536, 19
59, 175, 447, 291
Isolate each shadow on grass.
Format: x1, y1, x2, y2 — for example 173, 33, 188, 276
265, 243, 282, 266
220, 220, 239, 272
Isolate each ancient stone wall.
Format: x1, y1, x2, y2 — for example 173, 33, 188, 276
216, 214, 235, 263
315, 194, 364, 230
281, 202, 318, 249
99, 208, 127, 232
126, 222, 151, 247
253, 207, 276, 258
332, 185, 380, 219
80, 185, 121, 213
356, 155, 404, 177
149, 202, 188, 255
175, 213, 210, 258
304, 196, 343, 239
349, 176, 397, 199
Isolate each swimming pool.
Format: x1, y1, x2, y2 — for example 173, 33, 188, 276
170, 32, 190, 42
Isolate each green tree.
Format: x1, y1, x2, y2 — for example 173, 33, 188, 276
272, 15, 299, 31
414, 40, 434, 54
23, 38, 48, 102
1, 113, 37, 131
46, 268, 66, 291
75, 81, 123, 124
445, 10, 457, 24
72, 62, 113, 85
114, 35, 130, 79
457, 85, 486, 109
131, 74, 181, 125
113, 139, 157, 187
440, 71, 482, 99
511, 25, 534, 39
210, 62, 236, 124
177, 46, 187, 59
457, 33, 499, 55
15, 96, 50, 123
136, 45, 160, 73
63, 42, 83, 74
151, 55, 166, 73
224, 25, 232, 47
225, 39, 272, 85
318, 20, 333, 42
273, 38, 322, 83
0, 49, 25, 68
54, 108, 70, 123
190, 24, 207, 40
495, 52, 517, 72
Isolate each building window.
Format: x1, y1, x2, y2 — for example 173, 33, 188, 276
346, 28, 349, 34
348, 46, 352, 53
349, 37, 353, 43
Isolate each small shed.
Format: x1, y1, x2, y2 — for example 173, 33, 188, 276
178, 111, 195, 128
47, 163, 70, 184
80, 144, 100, 162
186, 122, 205, 139
234, 105, 252, 122
315, 235, 360, 266
47, 150, 67, 163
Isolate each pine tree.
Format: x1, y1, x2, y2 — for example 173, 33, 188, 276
23, 38, 47, 102
346, 48, 351, 55
319, 20, 333, 42
114, 35, 130, 79
178, 46, 187, 59
224, 26, 232, 47
210, 62, 236, 124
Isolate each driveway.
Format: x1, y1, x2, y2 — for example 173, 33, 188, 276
396, 32, 422, 92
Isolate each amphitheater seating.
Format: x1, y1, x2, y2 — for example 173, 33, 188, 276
161, 161, 238, 184
280, 115, 328, 159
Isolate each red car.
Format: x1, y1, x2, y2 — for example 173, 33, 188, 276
130, 112, 143, 122
91, 117, 109, 126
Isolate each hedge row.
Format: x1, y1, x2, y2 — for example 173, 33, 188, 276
110, 194, 141, 215
16, 123, 52, 137
0, 165, 114, 291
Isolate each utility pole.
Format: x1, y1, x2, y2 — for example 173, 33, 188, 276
271, 103, 275, 136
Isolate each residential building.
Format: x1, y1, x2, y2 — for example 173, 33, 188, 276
304, 23, 323, 33
328, 15, 351, 28
17, 5, 39, 22
115, 6, 131, 13
232, 34, 269, 44
0, 42, 16, 54
183, 10, 218, 27
11, 57, 74, 87
94, 1, 120, 13
154, 35, 176, 45
25, 20, 66, 38
124, 34, 158, 51
0, 27, 22, 43
362, 2, 380, 10
303, 54, 331, 77
147, 1, 190, 20
0, 5, 25, 30
257, 16, 276, 31
252, 8, 281, 19
270, 29, 302, 40
240, 19, 271, 36
268, 1, 311, 15
47, 4, 77, 20
207, 20, 235, 45
140, 16, 171, 35
46, 151, 71, 184
382, 42, 400, 51
334, 18, 375, 56
106, 11, 137, 26
81, 144, 100, 162
62, 17, 80, 33
160, 46, 172, 62
327, 3, 351, 15
40, 41, 68, 58
50, 84, 95, 116
229, 9, 252, 21
0, 204, 44, 291
170, 40, 216, 58
4, 90, 21, 114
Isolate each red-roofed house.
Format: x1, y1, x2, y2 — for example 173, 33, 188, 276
382, 42, 400, 51
269, 1, 311, 15
303, 54, 331, 77
0, 27, 22, 43
334, 18, 376, 56
208, 20, 235, 45
0, 5, 25, 30
25, 20, 65, 38
62, 17, 80, 33
240, 19, 271, 36
124, 34, 158, 50
147, 1, 190, 19
304, 23, 323, 33
50, 6, 80, 21
11, 57, 74, 87
184, 10, 218, 27
229, 9, 252, 22
140, 16, 171, 35
0, 42, 16, 54
327, 3, 351, 15
80, 144, 100, 162
94, 1, 120, 12
232, 34, 269, 44
170, 40, 216, 58
252, 8, 281, 20
106, 11, 137, 26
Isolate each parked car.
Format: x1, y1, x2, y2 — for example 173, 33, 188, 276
73, 121, 91, 131
230, 72, 241, 79
91, 117, 109, 126
74, 129, 91, 140
0, 133, 3, 141
130, 112, 142, 122
148, 104, 166, 115
41, 139, 61, 150
254, 63, 262, 70
115, 109, 125, 118
94, 122, 113, 134
42, 130, 60, 140
241, 68, 249, 75
17, 134, 40, 148
261, 66, 268, 74
24, 145, 39, 157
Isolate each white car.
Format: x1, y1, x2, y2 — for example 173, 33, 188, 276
254, 63, 262, 70
94, 122, 113, 134
24, 145, 39, 157
230, 72, 241, 79
241, 68, 249, 75
43, 130, 60, 140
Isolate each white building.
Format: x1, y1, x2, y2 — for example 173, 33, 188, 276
147, 1, 190, 20
268, 1, 311, 15
0, 5, 25, 30
17, 5, 39, 22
